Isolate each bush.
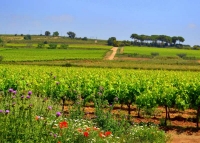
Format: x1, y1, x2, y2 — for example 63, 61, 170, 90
177, 53, 187, 58
151, 52, 159, 57
59, 44, 69, 49
82, 37, 88, 41
44, 41, 48, 44
48, 43, 57, 49
24, 35, 31, 40
37, 43, 45, 49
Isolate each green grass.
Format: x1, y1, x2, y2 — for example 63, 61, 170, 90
124, 46, 200, 58
0, 48, 107, 61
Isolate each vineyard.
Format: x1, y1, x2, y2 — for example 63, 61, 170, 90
1, 65, 200, 128
0, 48, 107, 61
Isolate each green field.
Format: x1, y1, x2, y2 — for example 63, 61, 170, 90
0, 48, 107, 61
124, 46, 200, 58
4, 43, 112, 50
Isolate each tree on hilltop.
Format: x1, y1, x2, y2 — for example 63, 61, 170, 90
45, 31, 51, 36
67, 31, 76, 39
53, 31, 59, 37
107, 37, 116, 46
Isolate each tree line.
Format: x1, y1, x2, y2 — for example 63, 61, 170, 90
107, 34, 189, 48
130, 34, 185, 48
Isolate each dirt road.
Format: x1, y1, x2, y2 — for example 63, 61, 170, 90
107, 47, 118, 60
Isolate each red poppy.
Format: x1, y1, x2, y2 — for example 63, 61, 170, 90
104, 131, 112, 137
77, 128, 82, 132
59, 121, 68, 128
58, 142, 61, 143
83, 131, 89, 137
99, 132, 105, 138
86, 127, 90, 131
93, 127, 99, 131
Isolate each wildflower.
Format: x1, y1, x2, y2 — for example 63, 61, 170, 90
0, 110, 4, 113
5, 110, 10, 114
29, 104, 33, 108
28, 91, 32, 95
12, 91, 17, 95
56, 112, 61, 117
58, 142, 61, 143
43, 98, 48, 102
77, 128, 82, 132
99, 132, 105, 138
93, 127, 99, 130
21, 95, 24, 99
86, 127, 90, 131
104, 131, 112, 137
83, 131, 89, 137
8, 88, 13, 93
26, 95, 31, 99
97, 92, 102, 96
48, 106, 52, 110
35, 116, 40, 120
54, 134, 57, 138
56, 81, 60, 85
59, 121, 68, 128
114, 97, 118, 101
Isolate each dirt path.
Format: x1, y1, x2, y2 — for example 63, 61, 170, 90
107, 47, 118, 60
169, 132, 200, 143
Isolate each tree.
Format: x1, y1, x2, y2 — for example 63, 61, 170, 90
45, 31, 51, 36
53, 31, 59, 37
130, 34, 139, 42
177, 36, 185, 44
82, 37, 88, 41
172, 36, 178, 45
107, 37, 116, 46
67, 31, 76, 38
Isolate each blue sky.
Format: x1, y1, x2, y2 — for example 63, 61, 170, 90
0, 0, 199, 46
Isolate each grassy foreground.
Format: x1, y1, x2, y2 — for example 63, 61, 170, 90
0, 89, 169, 143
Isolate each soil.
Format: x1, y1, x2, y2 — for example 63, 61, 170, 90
64, 104, 200, 143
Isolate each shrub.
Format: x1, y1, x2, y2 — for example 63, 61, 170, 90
24, 35, 31, 40
48, 43, 57, 49
59, 44, 69, 49
37, 43, 45, 49
44, 41, 48, 44
177, 53, 187, 58
82, 37, 88, 41
151, 52, 159, 57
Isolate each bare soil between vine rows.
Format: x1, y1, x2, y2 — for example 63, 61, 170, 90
64, 104, 200, 143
